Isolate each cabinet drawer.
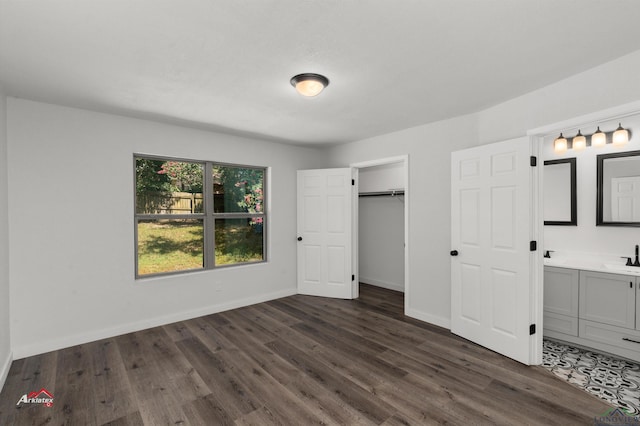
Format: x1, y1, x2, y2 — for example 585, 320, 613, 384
579, 319, 640, 353
543, 311, 578, 336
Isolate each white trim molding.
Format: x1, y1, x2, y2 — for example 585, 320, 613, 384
0, 351, 12, 393
12, 288, 296, 360
406, 308, 451, 330
360, 277, 404, 293
350, 154, 410, 319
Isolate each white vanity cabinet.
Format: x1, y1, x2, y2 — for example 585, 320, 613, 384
543, 267, 579, 336
543, 266, 640, 362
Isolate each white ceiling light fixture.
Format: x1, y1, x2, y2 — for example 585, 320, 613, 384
290, 73, 329, 97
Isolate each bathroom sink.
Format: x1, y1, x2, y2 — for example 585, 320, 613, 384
603, 263, 640, 273
543, 258, 566, 266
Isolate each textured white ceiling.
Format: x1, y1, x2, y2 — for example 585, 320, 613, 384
2, 1, 640, 146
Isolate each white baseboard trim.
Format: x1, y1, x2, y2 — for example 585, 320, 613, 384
359, 277, 404, 293
406, 307, 451, 330
0, 350, 12, 393
13, 288, 297, 360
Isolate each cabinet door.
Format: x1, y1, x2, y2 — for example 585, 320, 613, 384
637, 278, 640, 330
544, 267, 579, 317
579, 271, 635, 329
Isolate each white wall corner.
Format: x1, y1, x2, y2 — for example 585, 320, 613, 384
406, 307, 451, 330
0, 351, 12, 393
360, 278, 404, 293
12, 288, 296, 360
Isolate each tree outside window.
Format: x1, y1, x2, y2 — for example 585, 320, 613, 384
135, 156, 266, 277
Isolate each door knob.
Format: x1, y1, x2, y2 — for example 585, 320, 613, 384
297, 237, 303, 241
450, 250, 459, 256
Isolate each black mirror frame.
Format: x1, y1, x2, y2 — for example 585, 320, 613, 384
596, 149, 640, 227
544, 158, 577, 226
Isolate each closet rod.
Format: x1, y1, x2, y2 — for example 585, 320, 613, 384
358, 190, 405, 198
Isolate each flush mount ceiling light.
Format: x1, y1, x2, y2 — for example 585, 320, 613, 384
290, 73, 329, 97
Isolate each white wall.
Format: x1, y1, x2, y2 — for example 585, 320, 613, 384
5, 48, 640, 365
328, 114, 480, 327
358, 172, 405, 293
358, 163, 405, 291
477, 49, 640, 145
358, 162, 404, 193
329, 48, 640, 329
477, 48, 640, 262
7, 98, 327, 358
541, 113, 640, 257
359, 197, 404, 291
0, 87, 11, 389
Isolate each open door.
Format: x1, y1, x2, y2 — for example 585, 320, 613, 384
451, 137, 534, 364
297, 168, 355, 298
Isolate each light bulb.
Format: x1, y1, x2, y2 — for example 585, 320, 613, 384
572, 130, 586, 150
295, 80, 325, 97
290, 73, 329, 97
612, 123, 629, 146
554, 133, 567, 153
591, 127, 606, 147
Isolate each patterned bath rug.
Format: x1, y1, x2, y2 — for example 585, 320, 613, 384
542, 339, 640, 415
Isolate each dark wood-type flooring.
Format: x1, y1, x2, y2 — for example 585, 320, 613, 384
0, 284, 611, 425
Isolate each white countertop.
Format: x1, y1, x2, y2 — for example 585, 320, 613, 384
544, 253, 640, 277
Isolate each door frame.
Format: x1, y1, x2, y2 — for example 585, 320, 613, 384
527, 99, 640, 365
350, 155, 409, 310
530, 136, 544, 365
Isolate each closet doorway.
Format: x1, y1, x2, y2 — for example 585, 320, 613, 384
351, 156, 409, 311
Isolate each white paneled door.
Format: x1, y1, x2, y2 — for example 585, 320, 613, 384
611, 176, 640, 222
451, 137, 533, 364
297, 168, 355, 299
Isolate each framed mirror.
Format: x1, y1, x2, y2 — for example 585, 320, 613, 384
544, 158, 577, 225
597, 150, 640, 227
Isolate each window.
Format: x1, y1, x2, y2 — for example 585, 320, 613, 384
135, 156, 266, 277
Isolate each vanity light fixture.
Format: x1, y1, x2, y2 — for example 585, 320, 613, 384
290, 73, 329, 97
553, 123, 631, 153
572, 130, 586, 150
554, 133, 568, 153
612, 123, 629, 146
591, 126, 606, 147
